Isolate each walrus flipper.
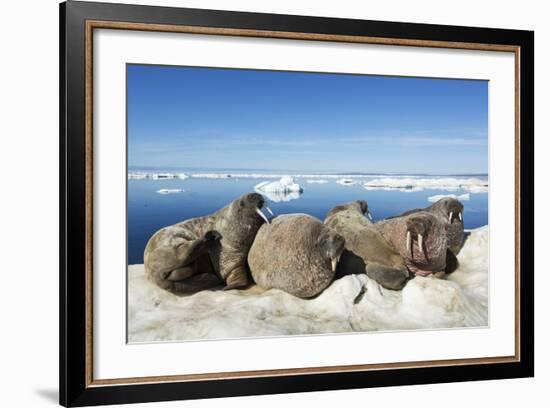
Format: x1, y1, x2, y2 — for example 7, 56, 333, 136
175, 230, 221, 266
444, 249, 459, 274
221, 265, 250, 291
365, 262, 410, 290
168, 273, 223, 296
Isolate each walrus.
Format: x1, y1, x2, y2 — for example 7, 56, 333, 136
390, 197, 465, 255
248, 214, 345, 298
144, 193, 272, 295
375, 211, 452, 277
324, 200, 410, 290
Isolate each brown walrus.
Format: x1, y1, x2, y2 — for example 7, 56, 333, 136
248, 214, 345, 298
375, 211, 453, 277
324, 200, 410, 290
389, 197, 465, 255
144, 193, 272, 295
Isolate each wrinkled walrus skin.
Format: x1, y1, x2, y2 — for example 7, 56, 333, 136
324, 201, 410, 290
375, 211, 451, 277
144, 193, 270, 295
390, 197, 465, 255
248, 214, 345, 299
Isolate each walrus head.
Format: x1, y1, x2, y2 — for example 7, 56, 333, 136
317, 229, 345, 272
326, 200, 373, 220
238, 193, 274, 224
430, 197, 465, 224
402, 212, 447, 277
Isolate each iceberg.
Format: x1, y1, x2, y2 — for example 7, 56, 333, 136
363, 177, 488, 193
427, 193, 470, 203
156, 188, 184, 195
255, 176, 303, 202
128, 227, 488, 342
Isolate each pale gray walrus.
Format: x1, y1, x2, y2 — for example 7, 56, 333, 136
144, 193, 273, 295
247, 214, 345, 298
388, 197, 465, 255
324, 201, 410, 290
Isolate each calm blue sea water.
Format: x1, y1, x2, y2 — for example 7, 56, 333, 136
127, 173, 488, 264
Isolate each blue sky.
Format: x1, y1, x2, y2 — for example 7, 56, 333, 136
127, 64, 488, 174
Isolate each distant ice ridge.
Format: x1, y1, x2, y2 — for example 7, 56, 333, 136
255, 176, 303, 202
306, 179, 329, 184
364, 177, 488, 193
427, 193, 470, 203
156, 188, 184, 195
128, 172, 189, 180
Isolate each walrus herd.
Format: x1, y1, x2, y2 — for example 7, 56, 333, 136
144, 193, 465, 298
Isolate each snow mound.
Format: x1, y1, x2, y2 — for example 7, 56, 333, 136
128, 227, 488, 342
364, 177, 488, 193
427, 193, 470, 203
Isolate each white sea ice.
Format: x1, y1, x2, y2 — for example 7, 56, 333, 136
156, 188, 184, 195
363, 177, 488, 193
254, 176, 303, 202
336, 178, 357, 186
128, 172, 189, 180
427, 193, 470, 203
306, 179, 329, 184
127, 227, 488, 342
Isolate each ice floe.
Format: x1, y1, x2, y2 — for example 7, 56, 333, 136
156, 188, 184, 195
306, 179, 329, 184
128, 227, 488, 342
336, 178, 357, 186
254, 176, 303, 202
427, 193, 470, 203
363, 177, 488, 193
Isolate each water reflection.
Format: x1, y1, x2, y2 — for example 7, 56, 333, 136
255, 188, 303, 203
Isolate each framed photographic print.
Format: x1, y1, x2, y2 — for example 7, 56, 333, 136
59, 0, 534, 406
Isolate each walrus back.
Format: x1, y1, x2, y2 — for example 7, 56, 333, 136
248, 214, 334, 298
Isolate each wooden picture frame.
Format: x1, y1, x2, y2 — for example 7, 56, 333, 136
60, 1, 534, 406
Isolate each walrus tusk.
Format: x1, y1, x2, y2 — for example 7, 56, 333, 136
331, 258, 338, 272
255, 208, 270, 224
367, 211, 373, 221
406, 230, 411, 253
265, 206, 274, 216
448, 211, 453, 222
459, 212, 462, 221
418, 234, 424, 257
